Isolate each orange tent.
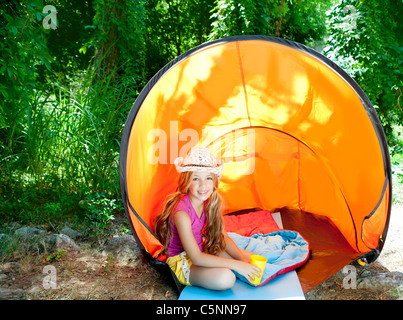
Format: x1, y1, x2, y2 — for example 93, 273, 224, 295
119, 36, 391, 293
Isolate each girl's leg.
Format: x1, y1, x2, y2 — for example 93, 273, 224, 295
189, 265, 235, 290
189, 250, 235, 290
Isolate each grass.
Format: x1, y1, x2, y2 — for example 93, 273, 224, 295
0, 61, 137, 225
26, 70, 126, 196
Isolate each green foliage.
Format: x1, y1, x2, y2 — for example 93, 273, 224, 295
209, 0, 332, 45
324, 0, 403, 146
45, 249, 66, 262
391, 150, 403, 204
91, 0, 147, 89
38, 0, 96, 84
0, 0, 53, 98
0, 1, 133, 229
81, 192, 123, 236
0, 58, 131, 210
0, 1, 52, 181
0, 182, 79, 224
144, 0, 216, 78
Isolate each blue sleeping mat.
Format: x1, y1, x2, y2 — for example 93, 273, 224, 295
179, 269, 305, 300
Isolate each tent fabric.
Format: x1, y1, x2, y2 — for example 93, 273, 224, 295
119, 35, 392, 293
275, 207, 362, 292
224, 209, 281, 236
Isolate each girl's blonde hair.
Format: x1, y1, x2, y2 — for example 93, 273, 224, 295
154, 171, 225, 256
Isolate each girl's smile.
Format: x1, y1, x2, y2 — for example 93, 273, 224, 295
197, 190, 210, 196
188, 171, 214, 206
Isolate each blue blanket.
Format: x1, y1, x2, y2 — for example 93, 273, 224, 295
228, 230, 310, 287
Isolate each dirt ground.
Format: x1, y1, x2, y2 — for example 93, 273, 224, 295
1, 204, 402, 300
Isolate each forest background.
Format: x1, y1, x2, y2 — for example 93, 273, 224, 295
0, 0, 402, 236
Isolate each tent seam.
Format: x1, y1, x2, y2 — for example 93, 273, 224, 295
360, 175, 389, 251
235, 41, 252, 127
297, 141, 302, 213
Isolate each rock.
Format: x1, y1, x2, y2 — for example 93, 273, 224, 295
14, 226, 46, 239
357, 272, 403, 290
60, 226, 82, 240
12, 227, 46, 253
28, 286, 41, 295
0, 288, 24, 300
1, 262, 21, 273
103, 234, 142, 266
0, 234, 8, 242
44, 234, 80, 252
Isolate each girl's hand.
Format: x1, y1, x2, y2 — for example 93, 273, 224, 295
233, 260, 262, 283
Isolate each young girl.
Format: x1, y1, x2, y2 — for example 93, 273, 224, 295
154, 147, 261, 290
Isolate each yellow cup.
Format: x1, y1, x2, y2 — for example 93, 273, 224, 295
249, 255, 267, 285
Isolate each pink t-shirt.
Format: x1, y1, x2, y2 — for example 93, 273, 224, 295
166, 194, 206, 257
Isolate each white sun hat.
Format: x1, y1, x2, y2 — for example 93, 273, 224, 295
174, 147, 223, 178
